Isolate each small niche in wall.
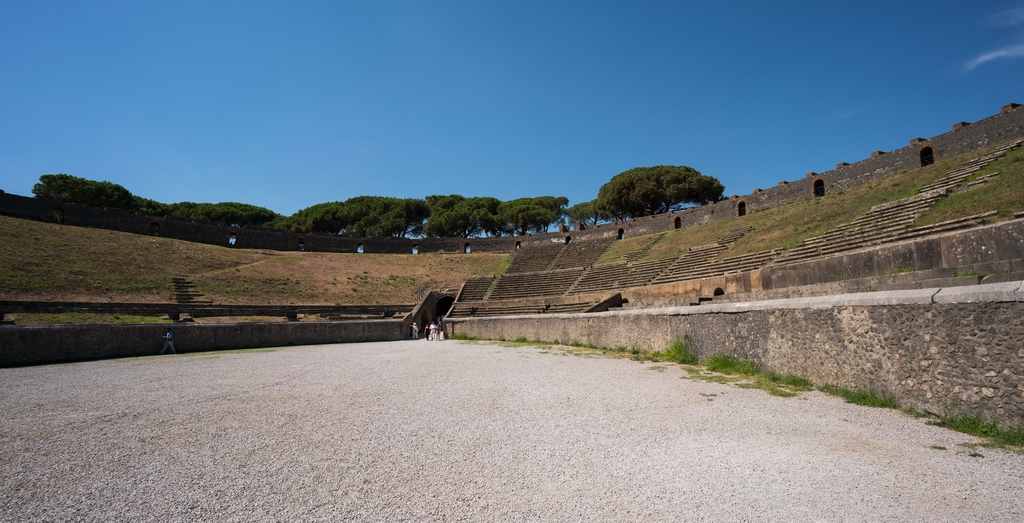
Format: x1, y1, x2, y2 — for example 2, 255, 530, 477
920, 146, 934, 167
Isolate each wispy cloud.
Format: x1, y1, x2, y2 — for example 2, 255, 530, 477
963, 42, 1024, 71
990, 7, 1024, 26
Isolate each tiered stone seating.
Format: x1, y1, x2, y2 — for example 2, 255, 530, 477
487, 268, 584, 300
172, 277, 212, 304
550, 236, 616, 270
505, 243, 565, 273
543, 301, 599, 314
447, 301, 546, 318
446, 298, 598, 318
771, 143, 1016, 268
651, 248, 781, 285
614, 258, 676, 288
622, 233, 667, 263
715, 225, 753, 244
918, 140, 1021, 193
566, 262, 629, 295
890, 211, 997, 242
457, 276, 495, 302
774, 189, 947, 265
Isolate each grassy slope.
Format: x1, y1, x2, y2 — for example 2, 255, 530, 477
604, 141, 1024, 264
0, 216, 507, 304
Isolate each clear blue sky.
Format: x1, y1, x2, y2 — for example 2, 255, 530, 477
2, 1, 1023, 216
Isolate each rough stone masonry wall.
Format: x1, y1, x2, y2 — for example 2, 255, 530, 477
0, 319, 406, 367
446, 282, 1024, 429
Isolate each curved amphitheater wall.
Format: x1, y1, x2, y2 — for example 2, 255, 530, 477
0, 319, 406, 367
2, 104, 1022, 251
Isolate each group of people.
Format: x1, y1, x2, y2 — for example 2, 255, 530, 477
410, 317, 445, 341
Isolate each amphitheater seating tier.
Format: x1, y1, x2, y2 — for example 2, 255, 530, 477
457, 276, 495, 302
448, 142, 1021, 315
549, 236, 616, 270
448, 298, 600, 318
505, 243, 565, 273
622, 233, 667, 263
487, 268, 584, 300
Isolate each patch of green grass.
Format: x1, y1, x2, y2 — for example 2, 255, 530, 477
513, 336, 528, 343
913, 144, 1024, 226
889, 265, 915, 275
448, 332, 477, 340
817, 385, 900, 409
647, 365, 665, 372
930, 445, 947, 450
704, 354, 760, 375
936, 416, 1024, 449
654, 338, 698, 365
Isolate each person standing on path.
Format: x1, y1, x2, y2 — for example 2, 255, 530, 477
411, 323, 419, 340
160, 328, 176, 354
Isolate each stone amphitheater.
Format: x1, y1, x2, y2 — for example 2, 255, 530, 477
3, 104, 1024, 520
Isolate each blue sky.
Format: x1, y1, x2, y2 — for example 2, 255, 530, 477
2, 1, 1023, 216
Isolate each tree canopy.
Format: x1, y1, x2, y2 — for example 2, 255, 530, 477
595, 165, 723, 220
565, 199, 604, 227
424, 195, 504, 237
29, 165, 728, 239
32, 173, 281, 227
283, 196, 429, 237
497, 196, 568, 235
33, 174, 136, 210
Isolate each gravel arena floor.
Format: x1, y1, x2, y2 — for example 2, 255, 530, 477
2, 340, 1023, 522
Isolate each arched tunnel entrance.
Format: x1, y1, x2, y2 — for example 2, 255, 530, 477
435, 296, 455, 321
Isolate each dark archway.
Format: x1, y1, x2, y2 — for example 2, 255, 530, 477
514, 241, 521, 252
297, 239, 305, 251
151, 222, 160, 236
617, 228, 625, 240
674, 216, 682, 229
737, 201, 746, 217
813, 179, 825, 198
920, 146, 934, 167
356, 242, 364, 253
564, 236, 572, 245
228, 233, 238, 246
51, 208, 64, 224
713, 287, 725, 296
435, 296, 456, 319
464, 243, 471, 253
412, 244, 419, 255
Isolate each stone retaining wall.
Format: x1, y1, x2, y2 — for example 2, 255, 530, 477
0, 319, 406, 367
446, 282, 1024, 428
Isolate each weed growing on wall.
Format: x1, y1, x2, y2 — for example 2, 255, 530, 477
817, 385, 900, 409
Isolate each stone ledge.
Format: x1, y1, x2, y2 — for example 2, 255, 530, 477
932, 280, 1024, 304
457, 281, 1024, 321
